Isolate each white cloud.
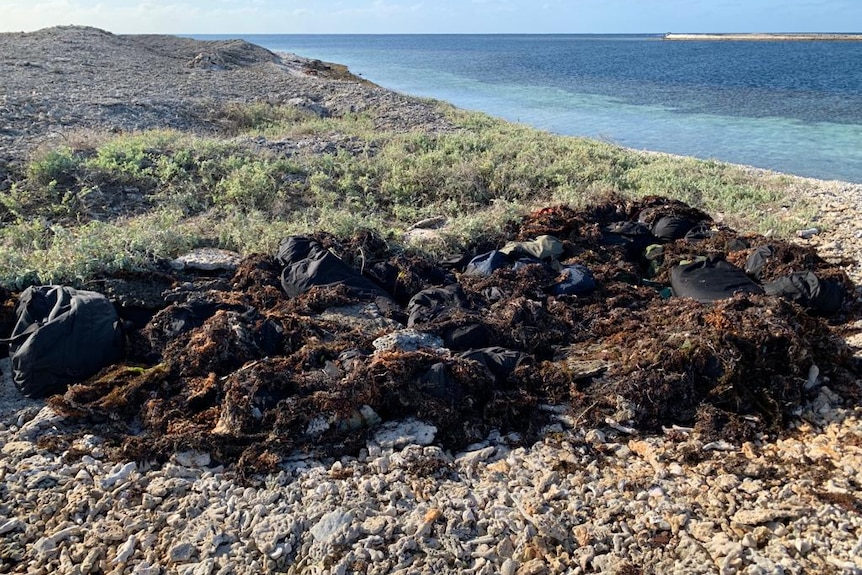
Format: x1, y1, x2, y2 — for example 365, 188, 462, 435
470, 0, 513, 7
333, 0, 424, 18
0, 0, 429, 33
0, 0, 291, 33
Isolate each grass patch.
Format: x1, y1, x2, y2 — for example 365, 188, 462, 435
0, 102, 815, 288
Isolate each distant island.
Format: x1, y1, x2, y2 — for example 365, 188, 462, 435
664, 33, 862, 41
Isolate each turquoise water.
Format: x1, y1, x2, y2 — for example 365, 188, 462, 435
194, 34, 862, 183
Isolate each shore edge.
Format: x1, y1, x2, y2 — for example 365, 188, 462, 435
663, 32, 862, 41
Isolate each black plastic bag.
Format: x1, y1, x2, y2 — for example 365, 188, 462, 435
548, 264, 597, 297
764, 271, 844, 315
276, 236, 390, 299
744, 245, 775, 280
407, 284, 469, 327
4, 286, 124, 398
671, 258, 764, 303
464, 250, 509, 277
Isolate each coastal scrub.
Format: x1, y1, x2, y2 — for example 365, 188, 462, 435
0, 102, 814, 288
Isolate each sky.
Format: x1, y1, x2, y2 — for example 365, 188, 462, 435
1, 0, 860, 35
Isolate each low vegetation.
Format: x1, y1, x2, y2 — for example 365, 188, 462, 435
0, 101, 814, 289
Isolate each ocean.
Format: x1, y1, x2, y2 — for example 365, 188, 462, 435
193, 34, 862, 184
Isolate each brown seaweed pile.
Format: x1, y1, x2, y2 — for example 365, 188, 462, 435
40, 195, 861, 471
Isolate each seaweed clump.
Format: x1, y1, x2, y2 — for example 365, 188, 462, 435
44, 195, 860, 470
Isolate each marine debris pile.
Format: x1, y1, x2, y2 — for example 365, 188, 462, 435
8, 195, 858, 471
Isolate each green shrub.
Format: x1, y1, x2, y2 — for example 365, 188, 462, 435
27, 146, 81, 186
86, 138, 153, 182
0, 208, 199, 287
214, 159, 297, 212
212, 102, 315, 134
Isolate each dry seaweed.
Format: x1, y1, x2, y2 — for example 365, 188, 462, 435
42, 197, 861, 471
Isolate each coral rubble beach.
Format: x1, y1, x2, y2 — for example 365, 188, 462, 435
1, 26, 862, 575
663, 32, 862, 41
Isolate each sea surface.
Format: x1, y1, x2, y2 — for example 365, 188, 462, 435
193, 34, 862, 183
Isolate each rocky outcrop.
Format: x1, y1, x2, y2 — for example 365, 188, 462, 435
0, 26, 453, 177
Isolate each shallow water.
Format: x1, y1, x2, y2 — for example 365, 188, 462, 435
194, 34, 862, 183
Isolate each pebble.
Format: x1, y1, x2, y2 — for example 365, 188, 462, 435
0, 518, 24, 535
169, 542, 198, 563
372, 418, 437, 448
310, 509, 356, 545
113, 535, 137, 564
100, 462, 137, 489
372, 329, 445, 353
1, 440, 35, 458
501, 558, 518, 575
173, 451, 212, 468
169, 248, 242, 272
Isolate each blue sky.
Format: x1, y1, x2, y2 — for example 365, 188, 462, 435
1, 0, 860, 34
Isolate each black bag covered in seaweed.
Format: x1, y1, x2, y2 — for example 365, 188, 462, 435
277, 236, 391, 299
4, 286, 124, 398
671, 257, 764, 303
764, 271, 845, 315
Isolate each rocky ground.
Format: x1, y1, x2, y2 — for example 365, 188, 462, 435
2, 372, 861, 575
0, 26, 453, 192
1, 26, 862, 575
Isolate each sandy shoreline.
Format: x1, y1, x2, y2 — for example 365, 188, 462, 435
663, 33, 862, 41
